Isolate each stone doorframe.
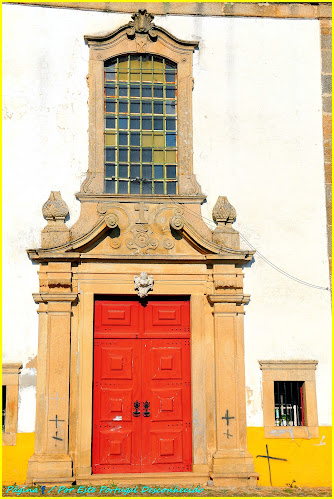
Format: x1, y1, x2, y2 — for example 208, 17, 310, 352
26, 197, 258, 487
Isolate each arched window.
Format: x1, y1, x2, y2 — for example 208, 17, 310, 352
81, 10, 201, 198
104, 54, 177, 194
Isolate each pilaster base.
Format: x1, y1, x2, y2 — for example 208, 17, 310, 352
211, 450, 257, 486
26, 454, 73, 486
210, 473, 259, 487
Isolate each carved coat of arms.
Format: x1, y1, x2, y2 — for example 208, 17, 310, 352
134, 272, 154, 298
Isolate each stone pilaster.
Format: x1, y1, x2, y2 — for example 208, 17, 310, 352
26, 262, 77, 485
208, 290, 257, 486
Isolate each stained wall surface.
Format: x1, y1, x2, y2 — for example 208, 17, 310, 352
2, 4, 331, 437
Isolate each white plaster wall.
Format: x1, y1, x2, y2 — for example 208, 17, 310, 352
3, 5, 331, 431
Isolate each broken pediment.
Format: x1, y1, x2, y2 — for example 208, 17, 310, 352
27, 198, 254, 264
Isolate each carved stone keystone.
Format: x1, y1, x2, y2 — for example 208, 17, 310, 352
134, 272, 154, 298
127, 10, 158, 41
212, 196, 240, 249
41, 191, 70, 249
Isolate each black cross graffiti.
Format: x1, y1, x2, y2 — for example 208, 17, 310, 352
52, 431, 63, 442
221, 410, 235, 426
256, 444, 287, 486
223, 428, 233, 439
49, 414, 65, 429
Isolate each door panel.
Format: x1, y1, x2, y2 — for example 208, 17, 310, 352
92, 299, 191, 474
92, 339, 141, 473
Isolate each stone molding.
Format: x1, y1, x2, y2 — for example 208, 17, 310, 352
5, 2, 332, 19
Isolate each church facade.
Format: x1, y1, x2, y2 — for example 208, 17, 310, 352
3, 2, 332, 488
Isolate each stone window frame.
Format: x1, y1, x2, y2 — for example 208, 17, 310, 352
79, 10, 202, 199
2, 363, 22, 446
259, 360, 319, 439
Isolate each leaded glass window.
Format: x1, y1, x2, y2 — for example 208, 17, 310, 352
104, 55, 178, 195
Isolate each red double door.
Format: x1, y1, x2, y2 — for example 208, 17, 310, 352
92, 298, 192, 474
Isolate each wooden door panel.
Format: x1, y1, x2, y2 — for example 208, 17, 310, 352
144, 301, 190, 337
95, 301, 140, 337
100, 388, 132, 422
150, 346, 182, 379
150, 388, 182, 421
92, 338, 141, 473
151, 430, 183, 464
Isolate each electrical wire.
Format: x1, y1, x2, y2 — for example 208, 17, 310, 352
166, 196, 330, 292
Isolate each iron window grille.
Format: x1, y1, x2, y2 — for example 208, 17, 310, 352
104, 54, 178, 195
274, 381, 305, 427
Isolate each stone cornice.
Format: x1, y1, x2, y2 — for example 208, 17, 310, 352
33, 293, 78, 303
259, 360, 318, 370
207, 294, 251, 305
4, 2, 332, 20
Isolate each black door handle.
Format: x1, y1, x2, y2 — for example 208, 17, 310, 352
133, 401, 140, 417
143, 401, 150, 417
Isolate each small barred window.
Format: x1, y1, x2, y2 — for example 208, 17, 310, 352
274, 381, 305, 426
104, 54, 178, 195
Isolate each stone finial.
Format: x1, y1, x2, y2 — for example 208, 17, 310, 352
41, 191, 70, 249
127, 10, 157, 41
212, 196, 236, 225
134, 272, 154, 298
212, 196, 239, 249
42, 191, 69, 221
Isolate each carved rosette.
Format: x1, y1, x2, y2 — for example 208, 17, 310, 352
105, 213, 119, 229
127, 10, 158, 41
41, 192, 70, 249
212, 196, 240, 250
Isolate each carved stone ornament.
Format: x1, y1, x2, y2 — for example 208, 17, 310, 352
127, 10, 158, 41
134, 272, 154, 298
212, 196, 240, 250
42, 191, 69, 221
212, 196, 236, 225
41, 191, 70, 249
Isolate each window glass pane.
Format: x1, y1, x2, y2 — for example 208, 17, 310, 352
166, 133, 176, 147
106, 118, 115, 129
119, 117, 128, 130
119, 148, 128, 162
104, 55, 178, 194
118, 181, 128, 194
142, 102, 152, 114
154, 181, 164, 194
142, 181, 152, 194
105, 180, 116, 193
166, 165, 177, 178
105, 133, 116, 146
106, 101, 116, 113
142, 165, 152, 179
106, 164, 115, 177
130, 165, 140, 178
130, 100, 140, 113
154, 165, 164, 179
119, 100, 128, 113
119, 164, 128, 178
130, 117, 140, 130
154, 85, 163, 98
130, 148, 140, 162
106, 148, 116, 162
130, 181, 140, 194
130, 132, 140, 146
119, 132, 128, 146
130, 85, 140, 97
154, 118, 163, 130
142, 85, 152, 97
167, 182, 177, 194
142, 149, 152, 162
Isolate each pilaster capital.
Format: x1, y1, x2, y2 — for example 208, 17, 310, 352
207, 294, 250, 305
33, 293, 78, 304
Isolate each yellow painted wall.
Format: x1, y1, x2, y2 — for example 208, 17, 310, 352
2, 429, 332, 486
247, 427, 332, 487
2, 433, 35, 485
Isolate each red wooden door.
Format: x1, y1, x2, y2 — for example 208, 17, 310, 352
92, 298, 191, 474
